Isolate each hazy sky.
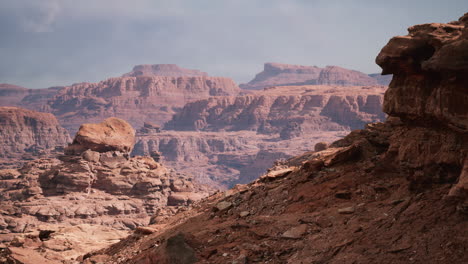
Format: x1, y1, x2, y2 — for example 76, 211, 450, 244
0, 0, 467, 88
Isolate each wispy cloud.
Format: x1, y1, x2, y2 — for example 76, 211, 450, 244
3, 0, 64, 33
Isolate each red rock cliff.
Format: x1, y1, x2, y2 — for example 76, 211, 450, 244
0, 107, 70, 163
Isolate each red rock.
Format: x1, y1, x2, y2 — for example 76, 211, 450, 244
376, 14, 468, 132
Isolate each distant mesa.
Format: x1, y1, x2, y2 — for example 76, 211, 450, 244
123, 64, 209, 77
240, 62, 391, 90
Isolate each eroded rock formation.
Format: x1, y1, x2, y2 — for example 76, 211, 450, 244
0, 118, 211, 261
0, 107, 70, 167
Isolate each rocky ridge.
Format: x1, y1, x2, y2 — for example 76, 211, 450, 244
0, 107, 71, 168
81, 13, 468, 264
0, 118, 211, 262
240, 63, 391, 90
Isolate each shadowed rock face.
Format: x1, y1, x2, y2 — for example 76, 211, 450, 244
0, 107, 70, 165
240, 63, 387, 90
84, 14, 467, 264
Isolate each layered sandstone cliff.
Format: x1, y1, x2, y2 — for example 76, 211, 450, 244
240, 63, 389, 90
165, 85, 386, 133
0, 107, 70, 167
84, 14, 468, 264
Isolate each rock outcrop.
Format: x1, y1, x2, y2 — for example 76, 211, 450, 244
165, 85, 386, 133
240, 63, 388, 90
123, 64, 208, 77
376, 17, 468, 132
86, 14, 467, 264
49, 75, 240, 133
0, 107, 70, 167
0, 118, 211, 262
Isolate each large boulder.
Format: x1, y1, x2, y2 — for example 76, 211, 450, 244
66, 117, 136, 154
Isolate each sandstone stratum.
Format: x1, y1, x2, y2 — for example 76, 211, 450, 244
0, 118, 211, 262
72, 13, 468, 264
0, 107, 70, 168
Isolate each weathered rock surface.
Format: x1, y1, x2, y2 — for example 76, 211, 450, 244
123, 64, 208, 77
0, 107, 70, 168
165, 85, 386, 133
88, 14, 467, 264
240, 63, 389, 90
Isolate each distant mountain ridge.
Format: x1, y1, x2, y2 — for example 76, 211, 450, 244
240, 62, 391, 89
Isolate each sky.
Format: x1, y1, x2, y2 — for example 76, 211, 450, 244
0, 0, 467, 88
